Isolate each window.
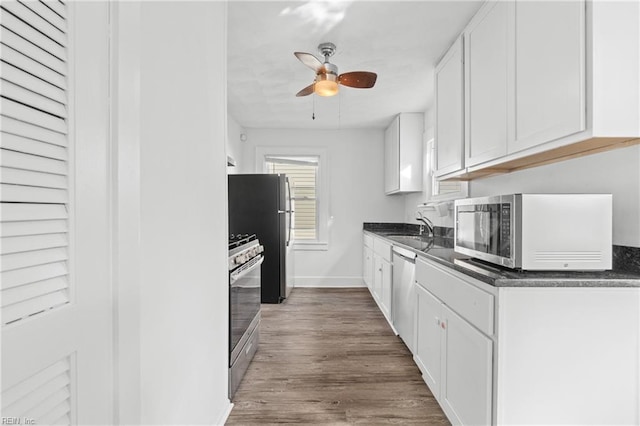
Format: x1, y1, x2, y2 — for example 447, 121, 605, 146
266, 156, 318, 241
256, 146, 328, 250
426, 138, 468, 201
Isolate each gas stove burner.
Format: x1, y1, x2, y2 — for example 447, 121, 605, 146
229, 233, 257, 250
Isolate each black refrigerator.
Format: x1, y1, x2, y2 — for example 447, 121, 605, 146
228, 174, 294, 303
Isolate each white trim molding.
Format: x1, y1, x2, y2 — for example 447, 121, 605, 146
294, 276, 367, 288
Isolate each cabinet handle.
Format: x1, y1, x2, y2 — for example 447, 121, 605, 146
436, 318, 440, 326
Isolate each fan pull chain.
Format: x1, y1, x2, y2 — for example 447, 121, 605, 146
312, 94, 316, 120
338, 92, 341, 128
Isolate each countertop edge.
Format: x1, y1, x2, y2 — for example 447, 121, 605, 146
364, 230, 640, 288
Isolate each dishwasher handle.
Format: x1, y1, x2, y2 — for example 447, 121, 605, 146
392, 246, 417, 263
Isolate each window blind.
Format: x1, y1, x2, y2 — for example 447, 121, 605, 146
1, 0, 70, 326
266, 157, 318, 240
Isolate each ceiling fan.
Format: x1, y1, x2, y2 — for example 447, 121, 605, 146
294, 42, 377, 97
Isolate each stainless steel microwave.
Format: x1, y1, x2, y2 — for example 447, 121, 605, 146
454, 194, 612, 270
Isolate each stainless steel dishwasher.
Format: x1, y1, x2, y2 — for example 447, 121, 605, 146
392, 245, 417, 352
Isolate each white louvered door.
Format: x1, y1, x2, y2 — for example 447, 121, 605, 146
1, 1, 112, 424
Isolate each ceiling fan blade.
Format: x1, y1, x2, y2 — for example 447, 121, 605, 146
294, 52, 323, 73
295, 83, 315, 97
338, 71, 377, 88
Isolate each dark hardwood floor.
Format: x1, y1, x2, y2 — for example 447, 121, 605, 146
226, 288, 450, 425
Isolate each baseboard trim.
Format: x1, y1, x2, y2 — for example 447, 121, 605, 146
213, 399, 233, 426
294, 276, 366, 288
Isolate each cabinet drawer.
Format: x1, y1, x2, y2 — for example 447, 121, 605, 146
373, 238, 392, 262
364, 233, 373, 248
416, 258, 494, 336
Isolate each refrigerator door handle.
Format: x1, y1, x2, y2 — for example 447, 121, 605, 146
286, 178, 292, 246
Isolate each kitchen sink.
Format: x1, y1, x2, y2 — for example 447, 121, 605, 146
386, 235, 433, 251
386, 235, 453, 252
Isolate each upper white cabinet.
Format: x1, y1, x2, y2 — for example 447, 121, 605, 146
464, 0, 510, 167
511, 0, 585, 153
384, 113, 424, 194
439, 0, 640, 180
434, 37, 464, 177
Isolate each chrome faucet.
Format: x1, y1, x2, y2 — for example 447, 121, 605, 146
416, 211, 434, 238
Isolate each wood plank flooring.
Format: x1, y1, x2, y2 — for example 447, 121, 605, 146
226, 288, 450, 425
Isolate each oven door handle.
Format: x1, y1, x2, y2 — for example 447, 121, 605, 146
230, 256, 264, 284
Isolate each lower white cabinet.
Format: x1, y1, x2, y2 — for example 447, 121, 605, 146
363, 245, 373, 289
415, 284, 442, 399
415, 256, 640, 426
440, 304, 493, 426
415, 278, 492, 426
363, 233, 393, 326
373, 253, 392, 322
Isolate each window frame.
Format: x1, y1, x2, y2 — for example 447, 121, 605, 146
256, 146, 329, 251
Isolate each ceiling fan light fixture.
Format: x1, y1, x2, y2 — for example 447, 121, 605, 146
315, 73, 339, 97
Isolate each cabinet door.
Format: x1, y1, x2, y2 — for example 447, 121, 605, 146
441, 305, 493, 426
414, 284, 443, 399
465, 0, 510, 167
384, 116, 400, 193
435, 36, 464, 176
379, 259, 392, 320
363, 245, 373, 289
510, 0, 585, 153
373, 255, 383, 302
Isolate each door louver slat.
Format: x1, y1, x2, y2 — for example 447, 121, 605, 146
19, 0, 67, 34
1, 233, 68, 255
2, 116, 67, 147
0, 203, 67, 221
1, 0, 70, 327
1, 357, 72, 424
1, 97, 66, 133
1, 45, 67, 89
41, 0, 66, 21
1, 148, 67, 174
1, 132, 67, 159
0, 5, 66, 60
2, 61, 67, 106
1, 247, 67, 271
1, 1, 66, 46
0, 27, 66, 75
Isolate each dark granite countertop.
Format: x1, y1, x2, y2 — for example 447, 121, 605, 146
364, 223, 640, 288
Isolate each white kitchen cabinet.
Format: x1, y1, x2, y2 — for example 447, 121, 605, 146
414, 284, 443, 399
510, 0, 585, 153
384, 113, 424, 194
440, 304, 493, 426
383, 117, 399, 193
415, 257, 494, 426
415, 254, 640, 426
364, 233, 394, 327
464, 0, 510, 167
374, 254, 392, 321
434, 36, 464, 177
442, 0, 640, 180
363, 245, 373, 289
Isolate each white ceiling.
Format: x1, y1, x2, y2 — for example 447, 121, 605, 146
227, 1, 483, 130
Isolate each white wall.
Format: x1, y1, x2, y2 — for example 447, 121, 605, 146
403, 108, 640, 247
139, 2, 231, 424
470, 145, 640, 247
227, 114, 245, 174
242, 128, 405, 287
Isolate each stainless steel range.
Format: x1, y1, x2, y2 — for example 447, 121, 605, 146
228, 233, 263, 399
